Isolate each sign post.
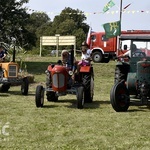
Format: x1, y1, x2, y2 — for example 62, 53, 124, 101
40, 35, 76, 57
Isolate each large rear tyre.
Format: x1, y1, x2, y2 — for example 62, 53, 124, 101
35, 85, 44, 107
114, 64, 129, 84
110, 82, 130, 112
84, 75, 94, 103
21, 77, 29, 95
77, 86, 84, 109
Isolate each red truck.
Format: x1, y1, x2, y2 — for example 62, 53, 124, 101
87, 30, 150, 63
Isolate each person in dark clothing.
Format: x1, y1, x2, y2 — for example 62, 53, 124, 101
0, 46, 7, 62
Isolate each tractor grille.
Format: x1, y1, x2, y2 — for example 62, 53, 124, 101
53, 73, 65, 88
9, 65, 17, 77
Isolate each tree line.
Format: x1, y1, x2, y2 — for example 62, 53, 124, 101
0, 0, 90, 54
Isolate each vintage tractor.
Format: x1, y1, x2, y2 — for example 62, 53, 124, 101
110, 32, 150, 111
0, 42, 29, 95
35, 48, 94, 109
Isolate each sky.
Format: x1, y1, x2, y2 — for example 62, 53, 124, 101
25, 0, 150, 32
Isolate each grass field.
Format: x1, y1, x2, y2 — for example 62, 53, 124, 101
0, 55, 150, 150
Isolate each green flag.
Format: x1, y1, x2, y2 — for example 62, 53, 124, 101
103, 21, 121, 38
103, 0, 115, 13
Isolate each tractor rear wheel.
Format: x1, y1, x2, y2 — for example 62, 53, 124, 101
114, 64, 129, 84
84, 75, 94, 103
35, 85, 44, 107
110, 82, 130, 112
77, 86, 84, 109
46, 91, 58, 102
21, 77, 29, 95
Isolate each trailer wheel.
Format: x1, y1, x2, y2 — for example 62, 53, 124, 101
110, 82, 130, 112
77, 86, 84, 109
35, 85, 44, 107
21, 77, 29, 95
46, 91, 58, 102
92, 51, 103, 63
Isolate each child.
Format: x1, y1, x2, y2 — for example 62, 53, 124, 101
78, 41, 91, 66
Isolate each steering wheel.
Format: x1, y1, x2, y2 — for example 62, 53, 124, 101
132, 51, 146, 57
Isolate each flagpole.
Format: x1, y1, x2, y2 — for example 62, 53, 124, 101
120, 0, 123, 30
117, 0, 123, 57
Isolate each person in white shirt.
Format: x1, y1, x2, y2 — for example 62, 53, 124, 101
76, 41, 92, 74
78, 41, 91, 66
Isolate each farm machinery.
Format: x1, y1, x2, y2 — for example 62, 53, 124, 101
0, 42, 29, 95
110, 31, 150, 111
35, 48, 94, 109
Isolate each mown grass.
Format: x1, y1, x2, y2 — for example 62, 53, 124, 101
0, 55, 150, 150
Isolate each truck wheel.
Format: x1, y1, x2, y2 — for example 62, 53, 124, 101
77, 86, 84, 109
46, 91, 58, 102
35, 85, 44, 107
0, 83, 10, 92
92, 52, 103, 63
21, 77, 29, 95
110, 82, 130, 112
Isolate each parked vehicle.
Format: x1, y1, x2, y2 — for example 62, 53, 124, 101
110, 31, 150, 111
87, 30, 150, 63
35, 47, 94, 109
0, 42, 29, 95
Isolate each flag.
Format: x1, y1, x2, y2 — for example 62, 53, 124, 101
103, 0, 115, 13
103, 21, 121, 38
86, 27, 92, 47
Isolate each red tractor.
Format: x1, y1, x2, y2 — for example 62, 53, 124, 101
35, 47, 94, 109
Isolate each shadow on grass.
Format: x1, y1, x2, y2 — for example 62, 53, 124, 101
42, 105, 58, 108
0, 90, 35, 96
57, 99, 102, 109
41, 99, 111, 109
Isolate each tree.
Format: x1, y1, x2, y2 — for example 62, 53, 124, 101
26, 12, 52, 49
52, 7, 89, 49
0, 0, 30, 48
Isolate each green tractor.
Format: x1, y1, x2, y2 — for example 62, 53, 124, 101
110, 31, 150, 111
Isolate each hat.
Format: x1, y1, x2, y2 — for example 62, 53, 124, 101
61, 50, 69, 57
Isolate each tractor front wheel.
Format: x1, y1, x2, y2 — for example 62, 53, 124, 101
110, 82, 130, 112
0, 83, 10, 92
77, 86, 84, 109
35, 85, 44, 107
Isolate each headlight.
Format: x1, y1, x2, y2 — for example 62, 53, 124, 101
69, 70, 73, 76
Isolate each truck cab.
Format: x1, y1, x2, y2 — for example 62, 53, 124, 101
88, 30, 150, 63
89, 32, 117, 63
